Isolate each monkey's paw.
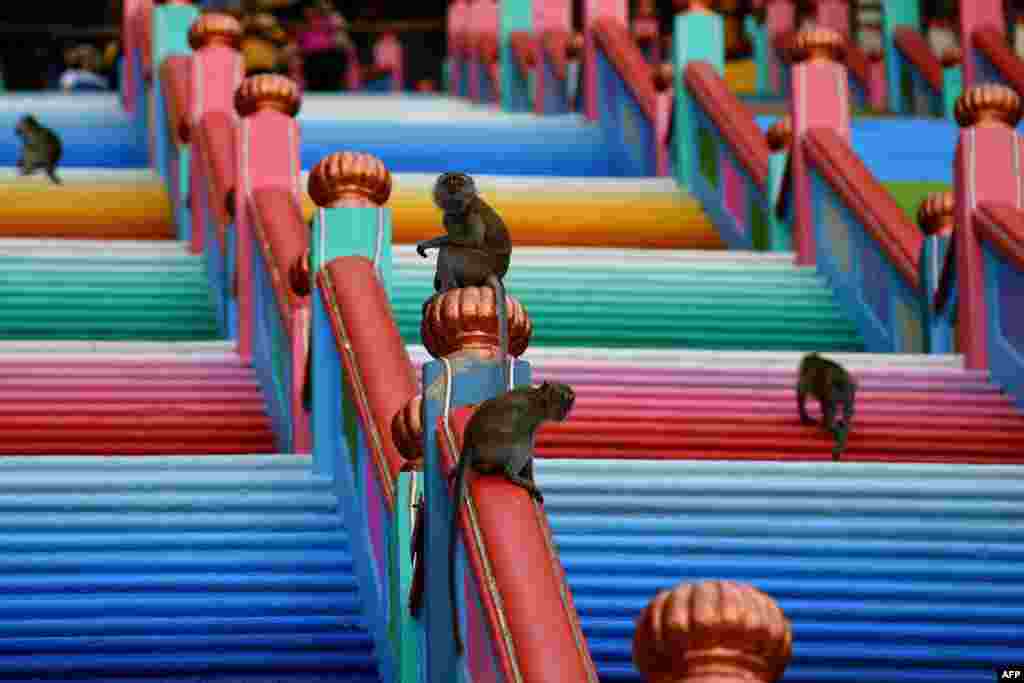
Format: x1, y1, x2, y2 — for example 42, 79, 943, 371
530, 490, 544, 504
416, 244, 428, 258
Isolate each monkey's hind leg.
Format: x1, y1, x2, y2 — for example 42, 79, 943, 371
797, 387, 816, 425
502, 448, 543, 503
46, 166, 62, 185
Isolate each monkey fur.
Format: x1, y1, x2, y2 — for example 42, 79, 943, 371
417, 172, 513, 387
15, 115, 62, 185
797, 352, 857, 460
448, 382, 576, 655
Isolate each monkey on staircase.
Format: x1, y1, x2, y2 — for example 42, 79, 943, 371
797, 352, 857, 460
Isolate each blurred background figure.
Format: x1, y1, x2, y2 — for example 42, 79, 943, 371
241, 12, 290, 76
296, 0, 353, 91
59, 44, 109, 93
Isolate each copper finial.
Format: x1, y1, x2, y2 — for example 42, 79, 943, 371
955, 83, 1022, 128
765, 115, 793, 151
791, 26, 845, 63
917, 191, 955, 237
308, 152, 392, 208
633, 580, 793, 683
672, 0, 713, 14
940, 46, 962, 68
234, 74, 301, 118
653, 63, 674, 92
187, 12, 243, 50
566, 33, 585, 60
392, 394, 424, 470
420, 287, 532, 359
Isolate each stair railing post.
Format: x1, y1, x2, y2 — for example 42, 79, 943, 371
940, 47, 963, 120
881, 0, 920, 114
673, 0, 725, 191
815, 0, 850, 39
151, 0, 199, 186
417, 289, 532, 683
952, 84, 1024, 370
764, 0, 795, 95
765, 115, 793, 252
582, 0, 628, 121
307, 153, 398, 682
788, 27, 850, 266
633, 579, 793, 683
500, 0, 533, 112
233, 75, 303, 372
917, 191, 955, 354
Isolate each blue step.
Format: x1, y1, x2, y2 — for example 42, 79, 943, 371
537, 459, 1024, 683
0, 455, 378, 680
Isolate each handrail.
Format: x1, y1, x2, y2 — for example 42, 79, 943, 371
973, 27, 1024, 95
976, 202, 1024, 271
251, 189, 307, 328
684, 61, 770, 191
195, 112, 237, 235
592, 16, 657, 122
437, 405, 599, 683
317, 257, 414, 498
509, 30, 536, 79
893, 26, 943, 92
803, 127, 922, 291
541, 29, 572, 82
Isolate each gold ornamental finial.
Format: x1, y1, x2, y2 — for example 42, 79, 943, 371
235, 74, 301, 118
765, 115, 793, 152
940, 46, 962, 68
792, 26, 845, 63
392, 394, 424, 471
672, 0, 713, 14
633, 580, 793, 683
188, 12, 243, 50
308, 152, 392, 208
420, 287, 532, 359
653, 63, 674, 92
917, 191, 955, 237
566, 32, 585, 60
955, 83, 1022, 128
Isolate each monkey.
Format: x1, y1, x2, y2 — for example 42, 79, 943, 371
447, 382, 576, 655
797, 352, 857, 460
417, 172, 513, 387
15, 115, 62, 185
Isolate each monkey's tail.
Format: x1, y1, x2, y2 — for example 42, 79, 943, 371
46, 168, 61, 185
449, 455, 468, 656
487, 273, 509, 390
301, 331, 313, 413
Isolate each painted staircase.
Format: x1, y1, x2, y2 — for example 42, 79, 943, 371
0, 454, 378, 682
0, 239, 219, 341
395, 247, 865, 351
538, 457, 1024, 683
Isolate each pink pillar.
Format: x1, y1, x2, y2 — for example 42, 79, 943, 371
533, 0, 571, 114
790, 45, 851, 266
374, 33, 404, 91
188, 41, 244, 255
466, 0, 481, 100
583, 0, 628, 121
953, 89, 1024, 369
765, 0, 795, 92
122, 0, 140, 113
449, 0, 469, 95
815, 0, 850, 38
960, 0, 1005, 89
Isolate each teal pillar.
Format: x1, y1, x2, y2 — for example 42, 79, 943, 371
673, 9, 724, 190
942, 62, 962, 120
393, 470, 422, 683
882, 0, 920, 114
745, 15, 769, 96
151, 3, 199, 183
500, 0, 533, 112
921, 234, 954, 353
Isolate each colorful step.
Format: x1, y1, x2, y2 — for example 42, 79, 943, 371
538, 457, 1024, 683
0, 341, 276, 455
0, 239, 218, 340
396, 247, 865, 351
410, 347, 1024, 463
0, 454, 377, 681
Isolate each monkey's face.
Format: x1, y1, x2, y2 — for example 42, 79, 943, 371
433, 172, 476, 214
540, 382, 575, 421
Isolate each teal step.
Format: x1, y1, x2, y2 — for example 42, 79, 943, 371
0, 455, 377, 681
391, 248, 864, 351
0, 240, 219, 341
